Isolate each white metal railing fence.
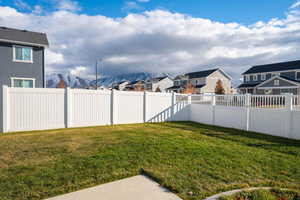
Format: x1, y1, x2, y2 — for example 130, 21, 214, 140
190, 94, 298, 109
293, 95, 300, 110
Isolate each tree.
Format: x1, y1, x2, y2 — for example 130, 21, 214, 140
215, 80, 225, 94
155, 87, 161, 92
183, 83, 196, 94
57, 79, 66, 88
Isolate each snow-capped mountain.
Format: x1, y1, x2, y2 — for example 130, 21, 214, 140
46, 72, 170, 88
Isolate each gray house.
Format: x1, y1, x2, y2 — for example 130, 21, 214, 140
238, 60, 300, 95
0, 27, 49, 88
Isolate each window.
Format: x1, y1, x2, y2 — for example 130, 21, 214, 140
261, 73, 266, 80
274, 79, 280, 86
11, 78, 35, 88
253, 74, 257, 81
13, 46, 33, 62
245, 75, 250, 82
272, 72, 280, 77
297, 72, 300, 80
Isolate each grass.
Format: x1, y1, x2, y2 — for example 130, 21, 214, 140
219, 188, 300, 200
0, 122, 300, 200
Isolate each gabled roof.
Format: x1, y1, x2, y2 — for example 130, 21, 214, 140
0, 27, 49, 47
185, 68, 232, 80
255, 75, 300, 88
195, 84, 205, 88
185, 69, 218, 79
129, 80, 145, 85
148, 76, 172, 83
238, 75, 300, 89
238, 82, 260, 88
243, 60, 300, 75
166, 86, 181, 90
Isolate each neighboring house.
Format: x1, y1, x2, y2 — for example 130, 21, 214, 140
125, 80, 145, 91
238, 60, 300, 95
145, 76, 173, 92
0, 27, 49, 88
167, 68, 232, 94
166, 75, 188, 93
112, 81, 130, 91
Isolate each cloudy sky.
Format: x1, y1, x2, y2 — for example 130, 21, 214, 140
1, 0, 300, 82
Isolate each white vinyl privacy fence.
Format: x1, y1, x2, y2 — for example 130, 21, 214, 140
1, 86, 189, 132
190, 94, 300, 140
1, 85, 300, 140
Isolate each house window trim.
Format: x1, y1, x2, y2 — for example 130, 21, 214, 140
261, 73, 266, 81
296, 71, 300, 80
253, 74, 258, 81
11, 77, 36, 88
272, 72, 280, 77
13, 45, 33, 63
274, 79, 280, 86
245, 75, 250, 82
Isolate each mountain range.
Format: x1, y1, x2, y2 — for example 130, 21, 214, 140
46, 72, 170, 88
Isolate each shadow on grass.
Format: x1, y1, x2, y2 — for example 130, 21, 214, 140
140, 168, 180, 193
161, 121, 300, 156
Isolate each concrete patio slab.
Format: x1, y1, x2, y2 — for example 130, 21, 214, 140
45, 175, 182, 200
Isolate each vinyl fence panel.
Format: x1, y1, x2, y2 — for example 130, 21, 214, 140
113, 91, 144, 124
71, 89, 111, 127
8, 87, 65, 132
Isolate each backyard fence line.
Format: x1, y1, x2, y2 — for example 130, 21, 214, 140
1, 85, 300, 140
1, 86, 189, 133
189, 93, 300, 140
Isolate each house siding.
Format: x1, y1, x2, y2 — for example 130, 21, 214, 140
259, 78, 298, 88
201, 70, 232, 94
0, 42, 44, 88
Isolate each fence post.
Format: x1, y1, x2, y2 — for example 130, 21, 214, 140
245, 93, 251, 131
2, 85, 9, 133
111, 89, 116, 125
188, 95, 192, 104
212, 94, 216, 125
66, 87, 72, 128
171, 92, 176, 117
286, 93, 293, 138
143, 91, 147, 123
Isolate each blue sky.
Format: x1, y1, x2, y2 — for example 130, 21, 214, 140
2, 0, 297, 24
1, 0, 300, 81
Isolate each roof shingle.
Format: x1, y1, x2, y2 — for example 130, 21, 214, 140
0, 27, 49, 47
243, 60, 300, 75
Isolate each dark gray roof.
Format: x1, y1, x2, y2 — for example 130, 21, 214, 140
185, 69, 218, 79
195, 84, 205, 88
238, 83, 260, 88
166, 86, 181, 90
243, 60, 300, 75
0, 27, 49, 47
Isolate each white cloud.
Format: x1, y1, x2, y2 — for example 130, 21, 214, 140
122, 1, 142, 12
137, 0, 150, 3
55, 0, 81, 12
1, 4, 300, 83
290, 1, 300, 9
70, 66, 88, 76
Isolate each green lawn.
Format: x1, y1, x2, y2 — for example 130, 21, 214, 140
0, 122, 299, 200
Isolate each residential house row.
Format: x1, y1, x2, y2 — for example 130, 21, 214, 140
238, 60, 300, 95
166, 68, 234, 94
1, 27, 300, 96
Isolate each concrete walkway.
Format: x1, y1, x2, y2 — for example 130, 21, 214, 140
45, 175, 182, 200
